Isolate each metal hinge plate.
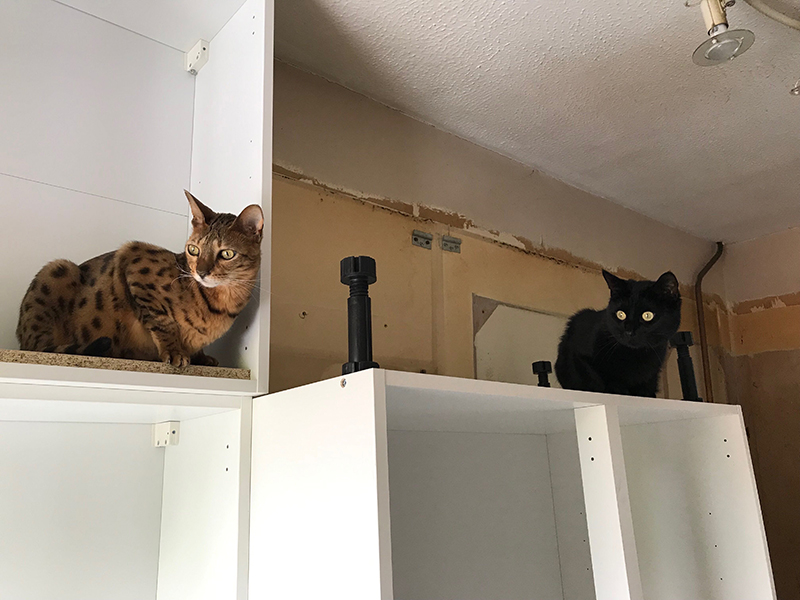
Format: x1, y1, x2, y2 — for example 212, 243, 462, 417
412, 230, 433, 249
153, 421, 180, 447
442, 235, 462, 253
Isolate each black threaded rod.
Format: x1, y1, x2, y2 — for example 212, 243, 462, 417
532, 361, 553, 387
670, 331, 701, 402
341, 256, 380, 375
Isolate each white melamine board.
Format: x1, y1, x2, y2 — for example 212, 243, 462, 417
0, 396, 236, 424
547, 430, 596, 600
57, 0, 249, 51
0, 175, 186, 351
0, 421, 163, 599
621, 414, 776, 600
388, 430, 563, 600
250, 370, 392, 599
575, 405, 643, 600
476, 304, 566, 388
0, 381, 243, 411
383, 370, 738, 434
191, 0, 271, 380
0, 0, 193, 214
157, 410, 242, 600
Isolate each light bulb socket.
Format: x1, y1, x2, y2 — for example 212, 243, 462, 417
701, 0, 729, 33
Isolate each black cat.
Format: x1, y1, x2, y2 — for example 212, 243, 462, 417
555, 270, 681, 397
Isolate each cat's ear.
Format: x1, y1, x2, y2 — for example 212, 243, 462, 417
233, 204, 264, 238
185, 190, 216, 228
602, 270, 626, 294
655, 271, 680, 298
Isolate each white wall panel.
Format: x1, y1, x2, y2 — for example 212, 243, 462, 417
548, 430, 596, 600
0, 421, 163, 600
57, 0, 249, 51
0, 0, 193, 214
622, 415, 776, 600
157, 410, 242, 600
388, 429, 564, 600
191, 0, 271, 377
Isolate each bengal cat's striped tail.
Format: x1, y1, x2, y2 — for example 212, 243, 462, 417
16, 259, 112, 358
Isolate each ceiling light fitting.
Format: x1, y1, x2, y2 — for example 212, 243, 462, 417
692, 0, 755, 66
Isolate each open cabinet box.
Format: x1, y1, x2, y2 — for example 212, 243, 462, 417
250, 369, 776, 600
0, 385, 250, 600
0, 0, 273, 395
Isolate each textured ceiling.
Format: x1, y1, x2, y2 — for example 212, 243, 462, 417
276, 0, 800, 243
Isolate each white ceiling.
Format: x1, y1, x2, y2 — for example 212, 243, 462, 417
275, 0, 800, 243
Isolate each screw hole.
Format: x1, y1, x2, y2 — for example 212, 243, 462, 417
590, 457, 595, 461
226, 444, 230, 449
588, 436, 592, 441
727, 454, 731, 458
225, 467, 229, 472
340, 379, 347, 388
724, 438, 727, 442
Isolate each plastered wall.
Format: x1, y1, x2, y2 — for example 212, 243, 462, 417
719, 229, 800, 600
270, 174, 719, 400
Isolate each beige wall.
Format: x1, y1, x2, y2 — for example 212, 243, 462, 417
270, 174, 714, 399
274, 61, 722, 294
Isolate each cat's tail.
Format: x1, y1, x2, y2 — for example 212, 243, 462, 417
40, 337, 113, 358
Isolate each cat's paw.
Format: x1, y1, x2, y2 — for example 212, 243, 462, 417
160, 351, 190, 368
192, 352, 219, 367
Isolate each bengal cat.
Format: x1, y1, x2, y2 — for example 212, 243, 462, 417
16, 191, 263, 367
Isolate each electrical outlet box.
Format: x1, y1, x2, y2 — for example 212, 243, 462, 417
185, 39, 209, 75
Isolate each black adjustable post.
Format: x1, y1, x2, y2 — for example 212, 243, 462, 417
532, 361, 553, 387
341, 256, 380, 375
670, 331, 702, 402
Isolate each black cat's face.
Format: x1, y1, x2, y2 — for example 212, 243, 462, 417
602, 270, 681, 349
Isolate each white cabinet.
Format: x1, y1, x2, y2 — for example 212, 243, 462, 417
0, 384, 249, 599
251, 369, 776, 600
0, 0, 273, 395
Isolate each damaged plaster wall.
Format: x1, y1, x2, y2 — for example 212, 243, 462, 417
273, 60, 723, 295
720, 228, 800, 600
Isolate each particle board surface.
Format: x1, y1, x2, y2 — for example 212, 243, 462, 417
0, 349, 250, 380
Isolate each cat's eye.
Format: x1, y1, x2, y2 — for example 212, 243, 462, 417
187, 244, 200, 256
616, 310, 626, 321
219, 249, 236, 260
642, 311, 655, 322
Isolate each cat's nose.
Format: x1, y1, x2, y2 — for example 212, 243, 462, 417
624, 330, 634, 337
197, 270, 209, 278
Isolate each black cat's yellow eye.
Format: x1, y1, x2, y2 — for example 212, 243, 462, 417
642, 311, 655, 322
219, 249, 236, 260
616, 310, 626, 321
187, 244, 200, 256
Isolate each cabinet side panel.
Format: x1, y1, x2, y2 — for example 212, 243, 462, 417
250, 372, 388, 599
0, 0, 193, 213
157, 410, 242, 600
190, 0, 269, 376
0, 422, 163, 600
547, 430, 596, 600
388, 430, 564, 600
575, 405, 643, 600
621, 414, 776, 600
